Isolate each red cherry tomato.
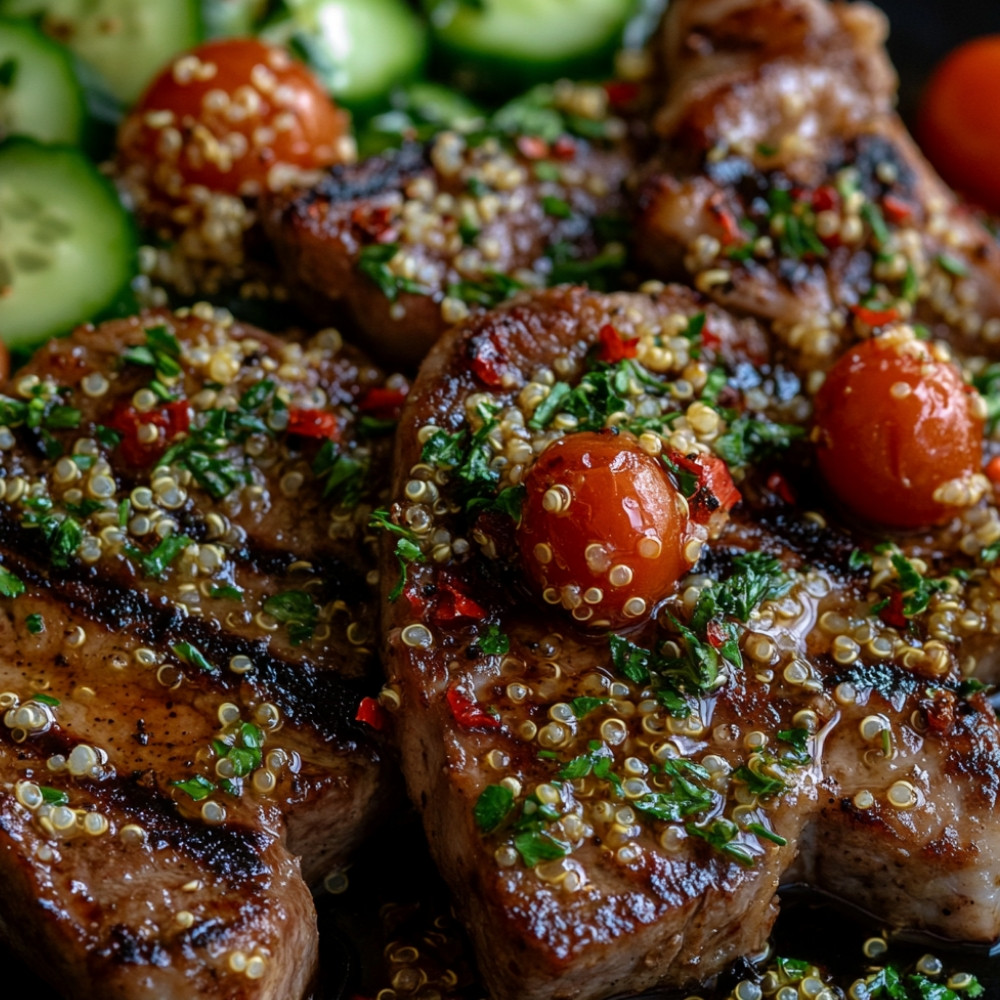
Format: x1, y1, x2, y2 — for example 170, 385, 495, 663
813, 335, 984, 528
918, 36, 1000, 213
517, 430, 695, 628
117, 38, 348, 200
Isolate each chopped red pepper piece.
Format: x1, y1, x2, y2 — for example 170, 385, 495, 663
766, 471, 796, 504
355, 696, 386, 731
878, 589, 907, 629
811, 185, 839, 213
446, 687, 501, 730
287, 408, 339, 440
403, 575, 486, 623
882, 194, 913, 224
551, 136, 577, 161
919, 689, 956, 735
516, 135, 549, 160
700, 326, 722, 352
470, 334, 508, 388
596, 323, 638, 363
705, 620, 728, 649
603, 80, 639, 108
351, 204, 397, 243
357, 386, 408, 417
671, 452, 741, 523
108, 397, 191, 467
850, 304, 900, 326
707, 192, 743, 245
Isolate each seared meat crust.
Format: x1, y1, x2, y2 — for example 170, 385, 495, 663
634, 0, 1000, 372
0, 310, 403, 999
381, 287, 1000, 1000
262, 128, 629, 366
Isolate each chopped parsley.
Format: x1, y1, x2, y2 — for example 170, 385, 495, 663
39, 786, 68, 805
569, 696, 607, 719
541, 194, 572, 219
632, 759, 715, 822
21, 509, 83, 568
473, 784, 514, 833
122, 325, 182, 380
686, 817, 755, 867
546, 241, 626, 289
209, 584, 242, 601
358, 243, 428, 301
885, 551, 950, 617
972, 364, 1000, 435
447, 272, 524, 307
171, 641, 215, 673
714, 415, 804, 468
312, 441, 367, 506
25, 613, 43, 635
212, 722, 264, 778
419, 401, 500, 507
262, 590, 317, 646
125, 533, 191, 579
369, 508, 424, 601
0, 384, 81, 459
556, 740, 622, 793
172, 774, 215, 801
0, 566, 25, 598
477, 624, 510, 655
31, 692, 59, 706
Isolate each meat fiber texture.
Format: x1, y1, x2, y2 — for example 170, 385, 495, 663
380, 286, 1000, 1000
0, 310, 403, 999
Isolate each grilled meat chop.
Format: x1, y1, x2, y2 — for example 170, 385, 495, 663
633, 0, 1000, 373
262, 93, 630, 366
380, 286, 1000, 1000
0, 309, 403, 999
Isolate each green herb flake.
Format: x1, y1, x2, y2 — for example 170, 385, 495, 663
686, 818, 755, 867
125, 533, 192, 579
171, 774, 215, 801
714, 415, 804, 468
39, 786, 68, 805
473, 784, 514, 832
775, 957, 809, 982
123, 325, 182, 380
609, 633, 651, 685
513, 830, 567, 867
569, 696, 608, 719
478, 624, 509, 656
171, 641, 215, 673
0, 566, 25, 599
31, 692, 59, 706
263, 590, 317, 646
936, 253, 969, 277
746, 821, 787, 846
312, 441, 367, 506
541, 194, 572, 219
369, 509, 425, 601
25, 613, 44, 635
209, 585, 243, 601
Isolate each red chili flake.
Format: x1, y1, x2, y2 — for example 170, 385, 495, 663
596, 323, 638, 363
434, 575, 486, 623
878, 589, 907, 629
919, 689, 956, 735
516, 135, 549, 160
108, 397, 191, 467
604, 80, 639, 108
446, 687, 502, 730
707, 192, 743, 245
705, 620, 728, 649
470, 334, 508, 388
358, 386, 408, 417
850, 304, 899, 326
287, 408, 339, 440
551, 136, 577, 161
673, 452, 741, 524
811, 185, 839, 213
355, 696, 386, 731
882, 194, 913, 224
351, 204, 397, 243
766, 471, 796, 504
700, 326, 722, 352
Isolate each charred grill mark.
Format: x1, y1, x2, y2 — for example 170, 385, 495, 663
293, 142, 431, 213
102, 925, 171, 968
0, 517, 381, 751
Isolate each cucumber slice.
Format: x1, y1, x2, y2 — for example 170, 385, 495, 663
0, 17, 85, 144
262, 0, 428, 117
0, 138, 136, 349
0, 0, 202, 105
423, 0, 637, 96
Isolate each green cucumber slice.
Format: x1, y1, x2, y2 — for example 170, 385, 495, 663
0, 0, 203, 105
0, 17, 85, 144
262, 0, 428, 117
422, 0, 637, 96
0, 138, 136, 349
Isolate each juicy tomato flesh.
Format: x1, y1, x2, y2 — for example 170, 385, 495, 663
813, 334, 984, 529
118, 38, 348, 198
517, 430, 694, 628
918, 35, 1000, 214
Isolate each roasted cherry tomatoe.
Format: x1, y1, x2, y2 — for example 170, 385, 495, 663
117, 38, 349, 201
813, 332, 985, 529
517, 430, 699, 628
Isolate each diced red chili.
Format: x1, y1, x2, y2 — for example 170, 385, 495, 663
850, 304, 900, 326
919, 689, 955, 735
355, 696, 386, 731
811, 185, 839, 213
878, 589, 907, 629
672, 451, 741, 523
766, 471, 796, 504
351, 204, 397, 243
596, 323, 638, 363
516, 135, 549, 160
882, 194, 913, 224
108, 397, 192, 467
357, 387, 408, 417
705, 620, 728, 649
708, 192, 743, 245
434, 575, 486, 623
287, 408, 339, 440
604, 80, 639, 109
446, 687, 501, 730
551, 136, 577, 161
470, 334, 507, 388
700, 326, 722, 352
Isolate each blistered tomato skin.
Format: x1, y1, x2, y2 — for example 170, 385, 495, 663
517, 431, 694, 628
117, 39, 348, 199
918, 36, 1000, 214
813, 334, 984, 529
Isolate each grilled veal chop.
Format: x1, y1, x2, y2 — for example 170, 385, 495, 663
379, 286, 1000, 1000
262, 83, 631, 366
633, 0, 1000, 373
0, 308, 404, 999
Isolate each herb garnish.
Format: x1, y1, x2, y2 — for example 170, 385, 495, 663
171, 641, 215, 673
447, 272, 524, 307
714, 416, 804, 468
122, 325, 182, 381
212, 722, 264, 778
26, 613, 43, 635
369, 508, 424, 601
358, 243, 428, 301
0, 566, 25, 598
477, 624, 510, 655
125, 533, 191, 579
172, 774, 215, 801
262, 590, 317, 646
